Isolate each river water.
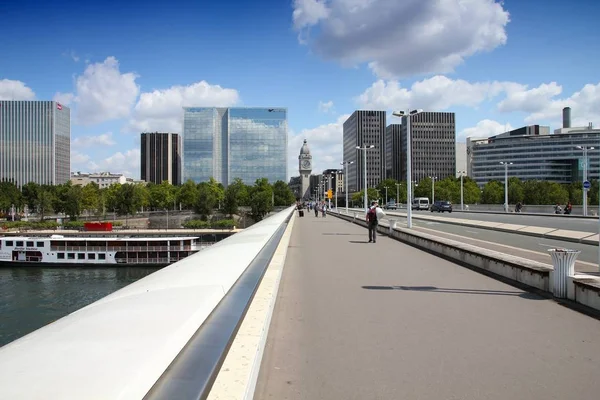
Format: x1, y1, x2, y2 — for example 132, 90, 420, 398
0, 266, 160, 347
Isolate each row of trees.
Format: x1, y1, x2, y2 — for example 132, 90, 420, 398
350, 177, 595, 206
0, 178, 297, 222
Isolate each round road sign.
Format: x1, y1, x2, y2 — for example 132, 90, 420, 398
583, 180, 591, 189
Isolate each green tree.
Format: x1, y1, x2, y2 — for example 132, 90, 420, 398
63, 184, 83, 220
248, 178, 274, 221
545, 182, 569, 205
272, 180, 296, 206
21, 182, 39, 212
177, 180, 199, 210
230, 178, 250, 206
482, 180, 504, 204
352, 188, 379, 207
81, 182, 100, 215
462, 177, 481, 205
434, 177, 459, 203
507, 177, 524, 204
104, 184, 122, 215
0, 180, 22, 213
37, 185, 55, 220
376, 179, 399, 203
522, 180, 542, 205
195, 181, 220, 220
149, 181, 176, 210
414, 177, 433, 200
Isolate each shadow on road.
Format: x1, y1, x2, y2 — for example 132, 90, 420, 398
349, 240, 371, 244
361, 285, 544, 300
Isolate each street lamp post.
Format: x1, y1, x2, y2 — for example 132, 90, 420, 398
340, 161, 354, 214
385, 187, 388, 205
457, 171, 466, 211
395, 183, 401, 208
393, 109, 424, 228
356, 145, 375, 211
500, 162, 513, 212
576, 146, 594, 216
429, 176, 437, 203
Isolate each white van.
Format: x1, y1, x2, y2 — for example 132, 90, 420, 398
412, 197, 430, 210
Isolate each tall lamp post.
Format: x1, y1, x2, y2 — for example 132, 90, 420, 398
576, 145, 594, 216
457, 171, 466, 211
356, 144, 375, 211
334, 169, 342, 210
395, 183, 401, 208
340, 161, 354, 214
385, 187, 388, 205
393, 109, 424, 228
429, 176, 437, 203
500, 161, 513, 212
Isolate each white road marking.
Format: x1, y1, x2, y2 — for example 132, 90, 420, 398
538, 243, 556, 247
465, 230, 478, 234
415, 225, 598, 268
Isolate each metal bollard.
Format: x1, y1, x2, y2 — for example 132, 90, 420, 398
548, 248, 581, 298
388, 219, 396, 234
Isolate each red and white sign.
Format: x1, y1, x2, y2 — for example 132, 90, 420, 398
57, 103, 62, 110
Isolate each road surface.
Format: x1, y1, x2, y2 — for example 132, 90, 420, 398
254, 215, 600, 400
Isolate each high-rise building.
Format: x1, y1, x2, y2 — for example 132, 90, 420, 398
455, 142, 467, 177
385, 124, 402, 181
140, 132, 182, 185
182, 107, 287, 186
0, 100, 70, 187
400, 112, 456, 182
343, 110, 386, 192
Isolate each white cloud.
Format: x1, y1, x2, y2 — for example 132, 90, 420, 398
293, 0, 510, 78
126, 81, 240, 133
59, 56, 140, 125
73, 149, 141, 178
288, 114, 350, 178
0, 79, 36, 100
72, 132, 116, 149
501, 82, 600, 128
497, 82, 563, 113
53, 92, 74, 106
458, 119, 513, 142
357, 75, 514, 110
318, 100, 334, 113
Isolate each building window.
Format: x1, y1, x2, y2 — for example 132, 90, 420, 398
99, 253, 106, 260
37, 242, 45, 247
88, 253, 96, 260
67, 253, 75, 259
78, 253, 85, 260
57, 253, 65, 259
6, 241, 13, 246
27, 241, 34, 247
16, 241, 23, 247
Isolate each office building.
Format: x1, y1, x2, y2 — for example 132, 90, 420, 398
71, 172, 127, 188
0, 100, 70, 187
322, 168, 344, 195
140, 132, 182, 185
400, 111, 455, 182
182, 107, 287, 186
343, 110, 386, 192
385, 124, 402, 181
468, 110, 600, 185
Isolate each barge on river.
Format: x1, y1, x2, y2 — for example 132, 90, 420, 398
0, 235, 200, 267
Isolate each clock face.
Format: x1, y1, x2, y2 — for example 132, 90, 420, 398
301, 160, 311, 170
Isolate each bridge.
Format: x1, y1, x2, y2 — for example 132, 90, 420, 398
1, 207, 600, 399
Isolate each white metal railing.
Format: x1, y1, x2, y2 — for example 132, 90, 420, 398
0, 206, 296, 400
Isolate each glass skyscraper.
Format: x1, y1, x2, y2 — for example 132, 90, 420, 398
0, 101, 70, 187
182, 107, 287, 185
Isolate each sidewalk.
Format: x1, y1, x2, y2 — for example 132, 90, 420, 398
254, 214, 600, 400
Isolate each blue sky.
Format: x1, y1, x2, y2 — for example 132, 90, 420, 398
1, 0, 599, 179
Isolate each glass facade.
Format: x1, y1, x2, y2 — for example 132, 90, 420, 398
0, 101, 70, 187
140, 132, 181, 185
228, 108, 287, 185
468, 128, 600, 186
182, 107, 287, 185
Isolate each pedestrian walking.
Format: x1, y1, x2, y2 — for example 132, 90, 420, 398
366, 200, 385, 243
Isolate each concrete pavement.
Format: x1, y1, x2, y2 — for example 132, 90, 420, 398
254, 214, 600, 400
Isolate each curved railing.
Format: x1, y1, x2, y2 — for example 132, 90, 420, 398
0, 206, 296, 400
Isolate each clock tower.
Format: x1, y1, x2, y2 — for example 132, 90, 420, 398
298, 139, 312, 200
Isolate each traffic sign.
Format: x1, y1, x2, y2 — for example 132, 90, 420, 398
583, 180, 591, 190
327, 189, 333, 199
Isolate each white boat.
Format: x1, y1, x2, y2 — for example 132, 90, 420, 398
0, 235, 200, 267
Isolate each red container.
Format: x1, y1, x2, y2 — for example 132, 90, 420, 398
84, 222, 113, 231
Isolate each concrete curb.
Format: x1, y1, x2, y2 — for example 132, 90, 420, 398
332, 212, 600, 316
453, 210, 599, 220
207, 211, 297, 400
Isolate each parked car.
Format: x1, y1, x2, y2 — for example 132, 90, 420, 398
384, 201, 398, 210
412, 197, 430, 210
431, 200, 453, 213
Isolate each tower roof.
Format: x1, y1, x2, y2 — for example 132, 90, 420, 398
300, 139, 310, 155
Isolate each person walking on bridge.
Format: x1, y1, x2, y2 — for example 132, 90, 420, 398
366, 200, 385, 243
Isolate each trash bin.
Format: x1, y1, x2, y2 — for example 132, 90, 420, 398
547, 248, 581, 298
388, 218, 396, 234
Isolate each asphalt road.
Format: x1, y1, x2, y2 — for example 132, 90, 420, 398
414, 209, 599, 232
254, 216, 600, 400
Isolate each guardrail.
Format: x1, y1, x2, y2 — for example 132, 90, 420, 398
0, 206, 296, 400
